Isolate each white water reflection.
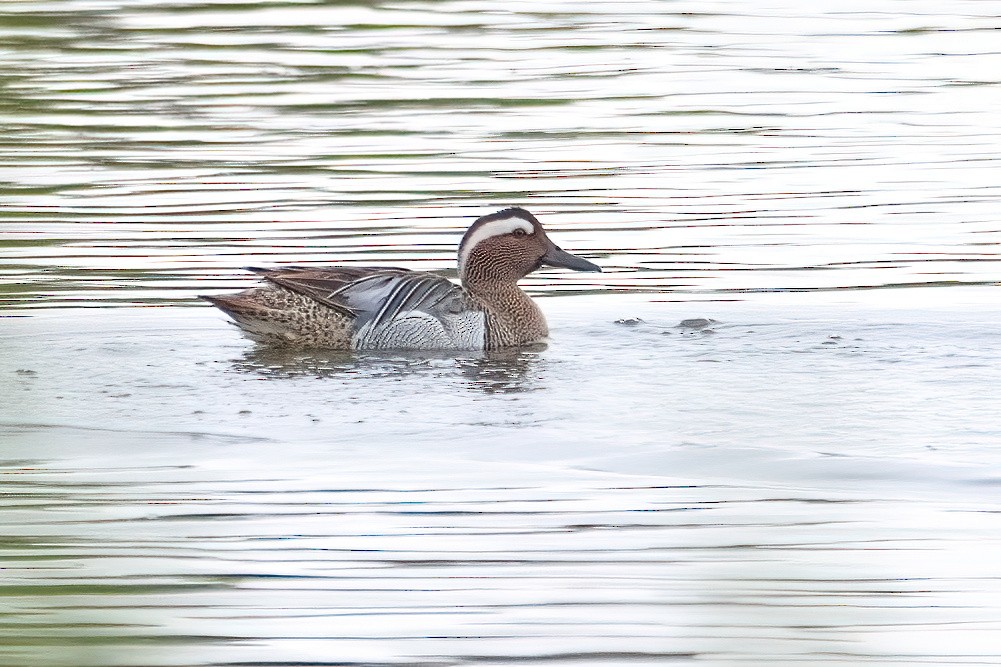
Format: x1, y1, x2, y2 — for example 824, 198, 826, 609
3, 295, 1001, 665
2, 0, 1001, 665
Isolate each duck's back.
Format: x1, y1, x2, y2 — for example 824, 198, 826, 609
205, 267, 486, 350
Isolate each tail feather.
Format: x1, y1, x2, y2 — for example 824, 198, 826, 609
201, 293, 296, 343
200, 294, 242, 311
201, 288, 354, 349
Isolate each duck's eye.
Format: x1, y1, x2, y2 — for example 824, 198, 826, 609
511, 229, 528, 237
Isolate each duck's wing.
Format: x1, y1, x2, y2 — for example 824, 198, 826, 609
255, 266, 485, 349
251, 266, 420, 319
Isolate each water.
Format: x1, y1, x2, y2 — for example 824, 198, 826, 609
2, 1, 1001, 665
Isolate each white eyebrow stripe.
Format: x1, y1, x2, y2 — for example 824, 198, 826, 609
458, 215, 533, 274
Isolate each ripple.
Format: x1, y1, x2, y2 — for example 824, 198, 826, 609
1, 1, 1000, 308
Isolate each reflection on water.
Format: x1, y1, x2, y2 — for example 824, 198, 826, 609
457, 347, 545, 394
233, 346, 370, 378
2, 0, 1000, 308
232, 345, 544, 394
3, 299, 1001, 664
3, 1, 1001, 665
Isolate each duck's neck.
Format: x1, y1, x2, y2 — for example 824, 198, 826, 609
462, 277, 548, 348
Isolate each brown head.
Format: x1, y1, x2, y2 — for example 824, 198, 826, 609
457, 207, 601, 287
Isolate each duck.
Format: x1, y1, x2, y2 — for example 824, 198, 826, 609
202, 207, 601, 350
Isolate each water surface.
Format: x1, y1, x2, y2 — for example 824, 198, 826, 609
2, 1, 1001, 665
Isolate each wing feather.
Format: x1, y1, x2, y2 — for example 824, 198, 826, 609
250, 266, 472, 332
256, 267, 419, 318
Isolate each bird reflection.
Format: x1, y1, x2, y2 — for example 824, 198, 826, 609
457, 344, 546, 394
229, 346, 359, 379
228, 343, 545, 393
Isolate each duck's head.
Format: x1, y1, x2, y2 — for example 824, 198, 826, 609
458, 207, 601, 285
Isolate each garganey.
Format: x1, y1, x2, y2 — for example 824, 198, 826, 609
203, 207, 601, 350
